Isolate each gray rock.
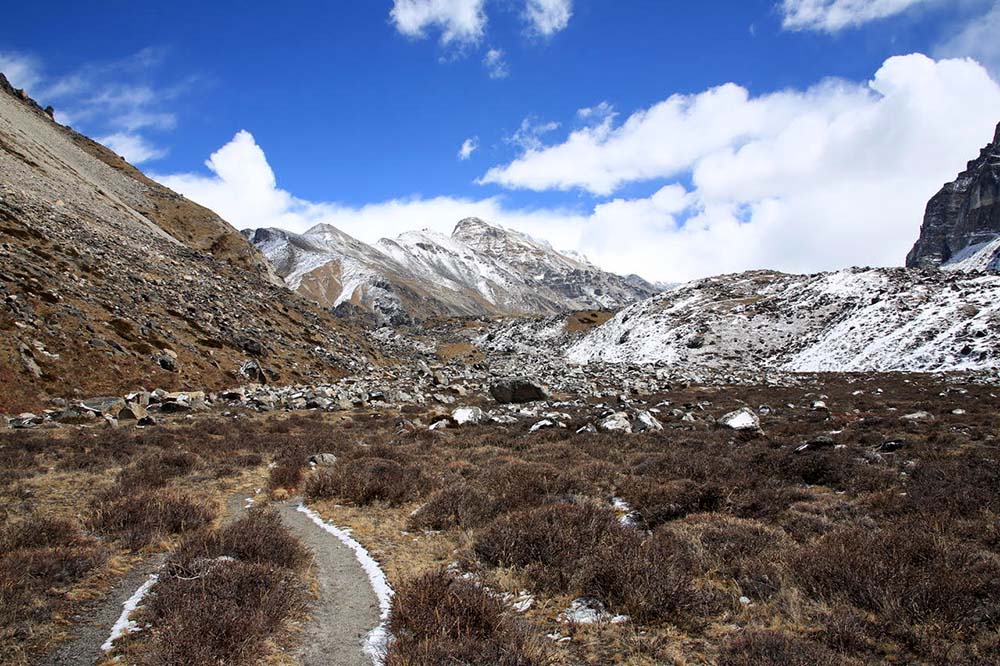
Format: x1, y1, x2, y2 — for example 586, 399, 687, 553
598, 412, 632, 433
80, 396, 126, 417
718, 407, 760, 431
309, 453, 338, 467
489, 377, 550, 404
633, 410, 663, 432
907, 122, 1000, 268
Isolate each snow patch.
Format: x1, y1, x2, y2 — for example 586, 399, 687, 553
101, 573, 159, 651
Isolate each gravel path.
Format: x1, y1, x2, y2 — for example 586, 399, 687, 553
36, 496, 382, 666
276, 500, 382, 666
36, 553, 166, 666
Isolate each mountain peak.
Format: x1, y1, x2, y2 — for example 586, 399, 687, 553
452, 217, 500, 238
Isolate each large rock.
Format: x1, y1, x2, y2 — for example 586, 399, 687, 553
906, 122, 1000, 269
489, 377, 550, 404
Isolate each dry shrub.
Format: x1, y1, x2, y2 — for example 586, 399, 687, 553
87, 487, 215, 549
171, 507, 310, 572
385, 570, 548, 666
476, 503, 706, 625
305, 457, 421, 506
620, 478, 723, 528
411, 461, 591, 531
0, 516, 106, 629
718, 631, 843, 666
142, 561, 306, 666
794, 525, 1000, 629
682, 514, 789, 600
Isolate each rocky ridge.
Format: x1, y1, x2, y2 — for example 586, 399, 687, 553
563, 268, 1000, 373
0, 73, 372, 413
246, 217, 659, 325
907, 121, 1000, 269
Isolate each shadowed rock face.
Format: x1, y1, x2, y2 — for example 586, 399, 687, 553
906, 122, 1000, 268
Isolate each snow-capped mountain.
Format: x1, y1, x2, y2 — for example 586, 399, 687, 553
565, 268, 1000, 373
244, 218, 659, 325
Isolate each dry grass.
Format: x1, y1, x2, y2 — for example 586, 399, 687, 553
295, 374, 1000, 665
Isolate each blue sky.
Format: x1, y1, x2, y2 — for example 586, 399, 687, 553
2, 1, 1000, 281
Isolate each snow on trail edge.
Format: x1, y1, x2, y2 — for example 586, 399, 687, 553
297, 503, 394, 665
101, 572, 159, 651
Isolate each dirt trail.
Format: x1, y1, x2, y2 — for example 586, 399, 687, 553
276, 500, 382, 666
36, 554, 165, 666
37, 494, 382, 666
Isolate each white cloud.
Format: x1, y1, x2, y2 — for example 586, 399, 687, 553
157, 57, 1000, 285
523, 0, 573, 35
390, 0, 487, 45
458, 137, 479, 160
98, 132, 168, 164
935, 1, 1000, 77
0, 52, 43, 91
483, 48, 510, 78
1, 50, 182, 165
780, 0, 931, 32
506, 116, 561, 152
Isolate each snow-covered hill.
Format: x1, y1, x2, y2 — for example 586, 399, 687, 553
565, 268, 1000, 373
245, 218, 659, 325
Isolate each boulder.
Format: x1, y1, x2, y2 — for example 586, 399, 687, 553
489, 377, 550, 404
718, 407, 760, 431
634, 410, 663, 432
598, 412, 632, 433
309, 453, 338, 467
452, 406, 485, 426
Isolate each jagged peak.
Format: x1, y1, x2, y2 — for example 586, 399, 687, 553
304, 222, 345, 236
452, 217, 499, 237
994, 121, 1000, 148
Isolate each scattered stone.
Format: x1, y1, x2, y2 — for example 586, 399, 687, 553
901, 410, 935, 422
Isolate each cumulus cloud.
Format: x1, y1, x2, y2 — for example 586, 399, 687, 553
483, 48, 510, 78
780, 0, 931, 32
157, 56, 1000, 284
935, 1, 1000, 77
154, 129, 588, 247
390, 0, 488, 45
523, 0, 573, 35
458, 136, 479, 160
98, 132, 168, 164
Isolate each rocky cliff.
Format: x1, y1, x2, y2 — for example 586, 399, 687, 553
0, 73, 371, 412
906, 121, 1000, 269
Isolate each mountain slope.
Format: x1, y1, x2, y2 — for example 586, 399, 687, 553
0, 74, 370, 412
565, 268, 1000, 373
247, 217, 659, 323
907, 121, 1000, 269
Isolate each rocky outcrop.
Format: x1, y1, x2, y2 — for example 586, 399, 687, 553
247, 217, 660, 324
0, 72, 372, 413
906, 122, 1000, 269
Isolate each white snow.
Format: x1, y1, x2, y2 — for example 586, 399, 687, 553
559, 598, 629, 625
101, 573, 159, 651
566, 267, 1000, 374
297, 504, 394, 666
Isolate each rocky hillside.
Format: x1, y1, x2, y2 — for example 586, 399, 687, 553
907, 121, 1000, 269
246, 218, 659, 324
0, 74, 371, 412
562, 268, 1000, 373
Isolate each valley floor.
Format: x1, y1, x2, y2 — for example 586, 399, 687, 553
3, 372, 999, 665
